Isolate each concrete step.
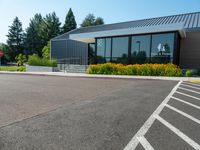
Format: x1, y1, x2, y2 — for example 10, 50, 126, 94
58, 64, 87, 73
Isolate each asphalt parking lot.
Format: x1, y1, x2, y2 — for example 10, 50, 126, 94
0, 74, 199, 150
132, 81, 200, 150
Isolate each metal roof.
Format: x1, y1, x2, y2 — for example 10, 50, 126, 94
53, 12, 200, 40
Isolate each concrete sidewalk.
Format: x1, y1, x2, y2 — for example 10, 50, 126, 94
0, 71, 200, 82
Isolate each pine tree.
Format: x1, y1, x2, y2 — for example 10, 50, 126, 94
7, 17, 24, 61
40, 12, 61, 45
62, 8, 77, 33
24, 13, 44, 56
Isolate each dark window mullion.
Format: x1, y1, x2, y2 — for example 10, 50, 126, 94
110, 38, 113, 62
128, 36, 132, 64
149, 34, 152, 63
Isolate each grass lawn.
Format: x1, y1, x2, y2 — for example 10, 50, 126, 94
0, 66, 26, 72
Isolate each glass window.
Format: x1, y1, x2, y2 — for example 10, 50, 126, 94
112, 37, 129, 64
88, 43, 95, 64
151, 33, 174, 63
131, 35, 151, 64
96, 38, 111, 63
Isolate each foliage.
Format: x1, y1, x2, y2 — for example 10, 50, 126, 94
81, 14, 104, 27
0, 66, 25, 72
15, 53, 26, 66
42, 42, 50, 59
185, 69, 192, 77
7, 17, 24, 61
95, 17, 104, 25
24, 13, 44, 56
0, 43, 13, 62
62, 8, 77, 33
87, 63, 182, 77
28, 54, 57, 67
40, 12, 61, 45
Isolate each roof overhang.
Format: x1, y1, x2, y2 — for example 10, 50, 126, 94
70, 23, 186, 43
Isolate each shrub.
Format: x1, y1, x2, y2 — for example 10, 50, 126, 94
42, 42, 50, 59
28, 54, 57, 67
15, 53, 26, 66
185, 69, 192, 77
17, 66, 26, 72
86, 63, 182, 77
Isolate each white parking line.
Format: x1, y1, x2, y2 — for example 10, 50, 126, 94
175, 91, 200, 101
155, 115, 200, 150
178, 87, 200, 95
184, 82, 200, 87
171, 96, 200, 110
165, 104, 200, 125
123, 81, 182, 150
181, 84, 200, 90
137, 136, 154, 150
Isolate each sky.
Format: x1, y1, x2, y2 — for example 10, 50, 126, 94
0, 0, 200, 43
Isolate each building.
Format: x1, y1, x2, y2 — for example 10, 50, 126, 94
51, 12, 200, 70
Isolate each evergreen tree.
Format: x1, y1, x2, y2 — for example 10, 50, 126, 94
40, 12, 61, 45
24, 13, 44, 56
62, 8, 77, 33
81, 14, 104, 27
7, 17, 24, 61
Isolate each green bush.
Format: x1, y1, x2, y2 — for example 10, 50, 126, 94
185, 69, 192, 77
0, 66, 25, 72
15, 53, 26, 66
86, 63, 182, 77
28, 54, 57, 67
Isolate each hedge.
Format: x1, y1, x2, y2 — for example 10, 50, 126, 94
86, 63, 182, 77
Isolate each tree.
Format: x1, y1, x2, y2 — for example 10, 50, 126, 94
0, 43, 13, 62
24, 13, 44, 56
95, 17, 104, 25
62, 8, 77, 33
40, 12, 61, 45
42, 42, 50, 59
81, 14, 95, 27
7, 17, 24, 61
81, 14, 104, 27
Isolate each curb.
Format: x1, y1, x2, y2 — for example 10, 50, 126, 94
0, 71, 200, 82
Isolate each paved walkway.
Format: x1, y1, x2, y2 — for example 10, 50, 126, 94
0, 71, 200, 81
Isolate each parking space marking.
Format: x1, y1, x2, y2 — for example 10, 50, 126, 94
123, 81, 182, 150
155, 115, 200, 150
175, 91, 200, 101
178, 87, 200, 95
137, 136, 154, 150
184, 82, 200, 87
165, 104, 200, 125
171, 96, 200, 110
181, 84, 200, 90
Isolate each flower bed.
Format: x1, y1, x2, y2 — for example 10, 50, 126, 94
86, 63, 182, 77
